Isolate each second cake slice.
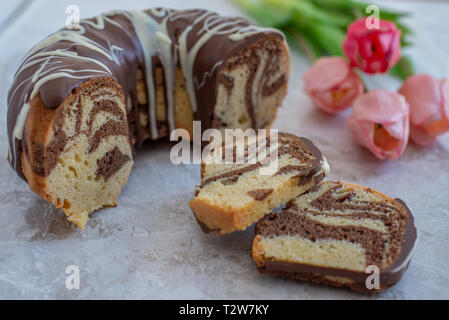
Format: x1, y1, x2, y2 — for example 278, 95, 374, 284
190, 132, 329, 235
252, 180, 418, 292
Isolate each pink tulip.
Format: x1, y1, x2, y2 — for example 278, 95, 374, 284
398, 74, 449, 146
343, 18, 401, 74
347, 90, 409, 160
303, 57, 363, 113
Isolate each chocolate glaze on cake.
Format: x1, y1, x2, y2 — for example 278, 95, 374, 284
7, 8, 284, 179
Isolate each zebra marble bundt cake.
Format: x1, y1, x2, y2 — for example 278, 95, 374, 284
7, 8, 290, 228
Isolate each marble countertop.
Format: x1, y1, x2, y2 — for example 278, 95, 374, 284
0, 0, 448, 299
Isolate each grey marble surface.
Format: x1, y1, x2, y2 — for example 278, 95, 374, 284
0, 0, 448, 299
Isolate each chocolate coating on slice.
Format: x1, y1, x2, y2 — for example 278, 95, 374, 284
274, 135, 324, 185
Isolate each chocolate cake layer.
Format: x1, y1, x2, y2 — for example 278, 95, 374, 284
96, 146, 131, 182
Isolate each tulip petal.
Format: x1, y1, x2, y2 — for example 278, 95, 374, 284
343, 18, 401, 74
399, 74, 441, 125
441, 78, 449, 120
399, 74, 449, 145
347, 90, 409, 160
348, 117, 384, 159
303, 57, 350, 92
303, 57, 363, 113
353, 90, 408, 124
410, 126, 437, 146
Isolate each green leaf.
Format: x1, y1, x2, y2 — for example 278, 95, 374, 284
287, 28, 324, 60
389, 56, 414, 80
232, 0, 292, 26
302, 24, 346, 56
262, 0, 352, 27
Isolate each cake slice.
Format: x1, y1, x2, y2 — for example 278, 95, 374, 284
252, 181, 418, 292
189, 132, 329, 235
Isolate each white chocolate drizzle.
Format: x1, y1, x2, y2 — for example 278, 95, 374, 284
124, 9, 176, 139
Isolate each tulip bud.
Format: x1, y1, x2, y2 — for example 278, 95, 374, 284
303, 57, 363, 113
347, 90, 409, 160
343, 18, 401, 74
398, 74, 449, 146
